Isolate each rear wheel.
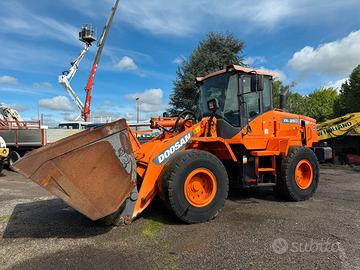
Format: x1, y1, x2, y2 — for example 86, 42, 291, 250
160, 150, 229, 223
274, 146, 319, 201
9, 151, 21, 170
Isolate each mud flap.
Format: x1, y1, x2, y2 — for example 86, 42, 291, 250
13, 119, 137, 221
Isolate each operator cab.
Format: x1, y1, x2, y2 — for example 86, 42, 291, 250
197, 65, 274, 138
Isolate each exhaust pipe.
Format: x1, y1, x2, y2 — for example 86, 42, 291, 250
280, 88, 289, 111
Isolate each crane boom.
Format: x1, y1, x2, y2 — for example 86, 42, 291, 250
58, 44, 89, 115
83, 0, 121, 122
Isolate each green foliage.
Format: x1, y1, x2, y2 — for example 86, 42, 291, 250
287, 92, 307, 116
272, 80, 296, 109
304, 88, 338, 122
334, 65, 360, 116
169, 32, 245, 115
272, 80, 338, 122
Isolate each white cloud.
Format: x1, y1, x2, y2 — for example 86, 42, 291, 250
9, 104, 29, 113
32, 114, 59, 127
272, 69, 287, 82
32, 82, 53, 90
118, 0, 287, 36
325, 78, 348, 89
244, 56, 267, 67
44, 0, 359, 37
116, 0, 357, 36
61, 112, 79, 122
123, 112, 136, 121
258, 67, 287, 82
126, 88, 166, 112
0, 2, 78, 45
0, 75, 18, 85
39, 96, 75, 111
287, 30, 360, 76
89, 110, 121, 122
172, 56, 186, 65
115, 56, 138, 71
0, 38, 69, 73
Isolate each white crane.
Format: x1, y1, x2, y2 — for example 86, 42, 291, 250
58, 25, 96, 120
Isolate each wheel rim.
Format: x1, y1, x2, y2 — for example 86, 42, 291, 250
184, 168, 217, 207
295, 159, 313, 189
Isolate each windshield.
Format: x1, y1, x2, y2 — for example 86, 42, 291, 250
199, 73, 240, 126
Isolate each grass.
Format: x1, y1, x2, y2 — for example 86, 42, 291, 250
0, 215, 16, 222
142, 220, 162, 239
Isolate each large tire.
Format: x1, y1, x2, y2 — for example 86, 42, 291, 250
0, 160, 4, 174
9, 151, 21, 170
274, 146, 319, 201
160, 150, 229, 224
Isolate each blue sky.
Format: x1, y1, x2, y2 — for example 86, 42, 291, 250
1, 0, 360, 126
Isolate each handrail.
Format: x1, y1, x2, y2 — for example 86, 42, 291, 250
0, 120, 41, 130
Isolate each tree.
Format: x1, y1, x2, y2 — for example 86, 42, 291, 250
272, 80, 306, 115
273, 80, 338, 122
334, 65, 360, 117
305, 88, 338, 122
287, 92, 307, 116
169, 32, 245, 115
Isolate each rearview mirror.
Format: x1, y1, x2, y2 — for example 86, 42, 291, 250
251, 75, 264, 92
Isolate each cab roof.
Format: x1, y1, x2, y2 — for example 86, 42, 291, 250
196, 65, 275, 82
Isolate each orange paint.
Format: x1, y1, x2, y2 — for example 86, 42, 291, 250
295, 160, 314, 189
184, 168, 217, 207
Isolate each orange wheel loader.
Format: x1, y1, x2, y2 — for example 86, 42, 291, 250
13, 65, 320, 225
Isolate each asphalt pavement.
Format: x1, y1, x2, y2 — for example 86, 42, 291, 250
0, 166, 359, 270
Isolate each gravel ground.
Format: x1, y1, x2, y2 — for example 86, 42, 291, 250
0, 166, 359, 270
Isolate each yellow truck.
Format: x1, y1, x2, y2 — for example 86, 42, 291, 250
0, 136, 9, 174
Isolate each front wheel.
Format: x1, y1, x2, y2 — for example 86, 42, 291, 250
274, 146, 319, 201
160, 150, 229, 224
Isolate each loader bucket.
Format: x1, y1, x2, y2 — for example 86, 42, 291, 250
12, 119, 137, 221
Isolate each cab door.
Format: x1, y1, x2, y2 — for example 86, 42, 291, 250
240, 75, 262, 125
239, 75, 273, 126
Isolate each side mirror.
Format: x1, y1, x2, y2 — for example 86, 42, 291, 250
162, 112, 170, 117
207, 98, 219, 112
251, 75, 264, 92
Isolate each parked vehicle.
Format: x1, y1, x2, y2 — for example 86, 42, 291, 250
0, 136, 9, 174
0, 120, 84, 167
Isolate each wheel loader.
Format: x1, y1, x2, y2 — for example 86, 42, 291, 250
13, 65, 320, 225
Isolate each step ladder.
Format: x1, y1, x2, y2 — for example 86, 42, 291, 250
250, 151, 280, 177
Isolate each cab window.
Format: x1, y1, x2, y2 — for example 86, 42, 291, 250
199, 73, 240, 126
242, 76, 260, 118
263, 78, 272, 112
